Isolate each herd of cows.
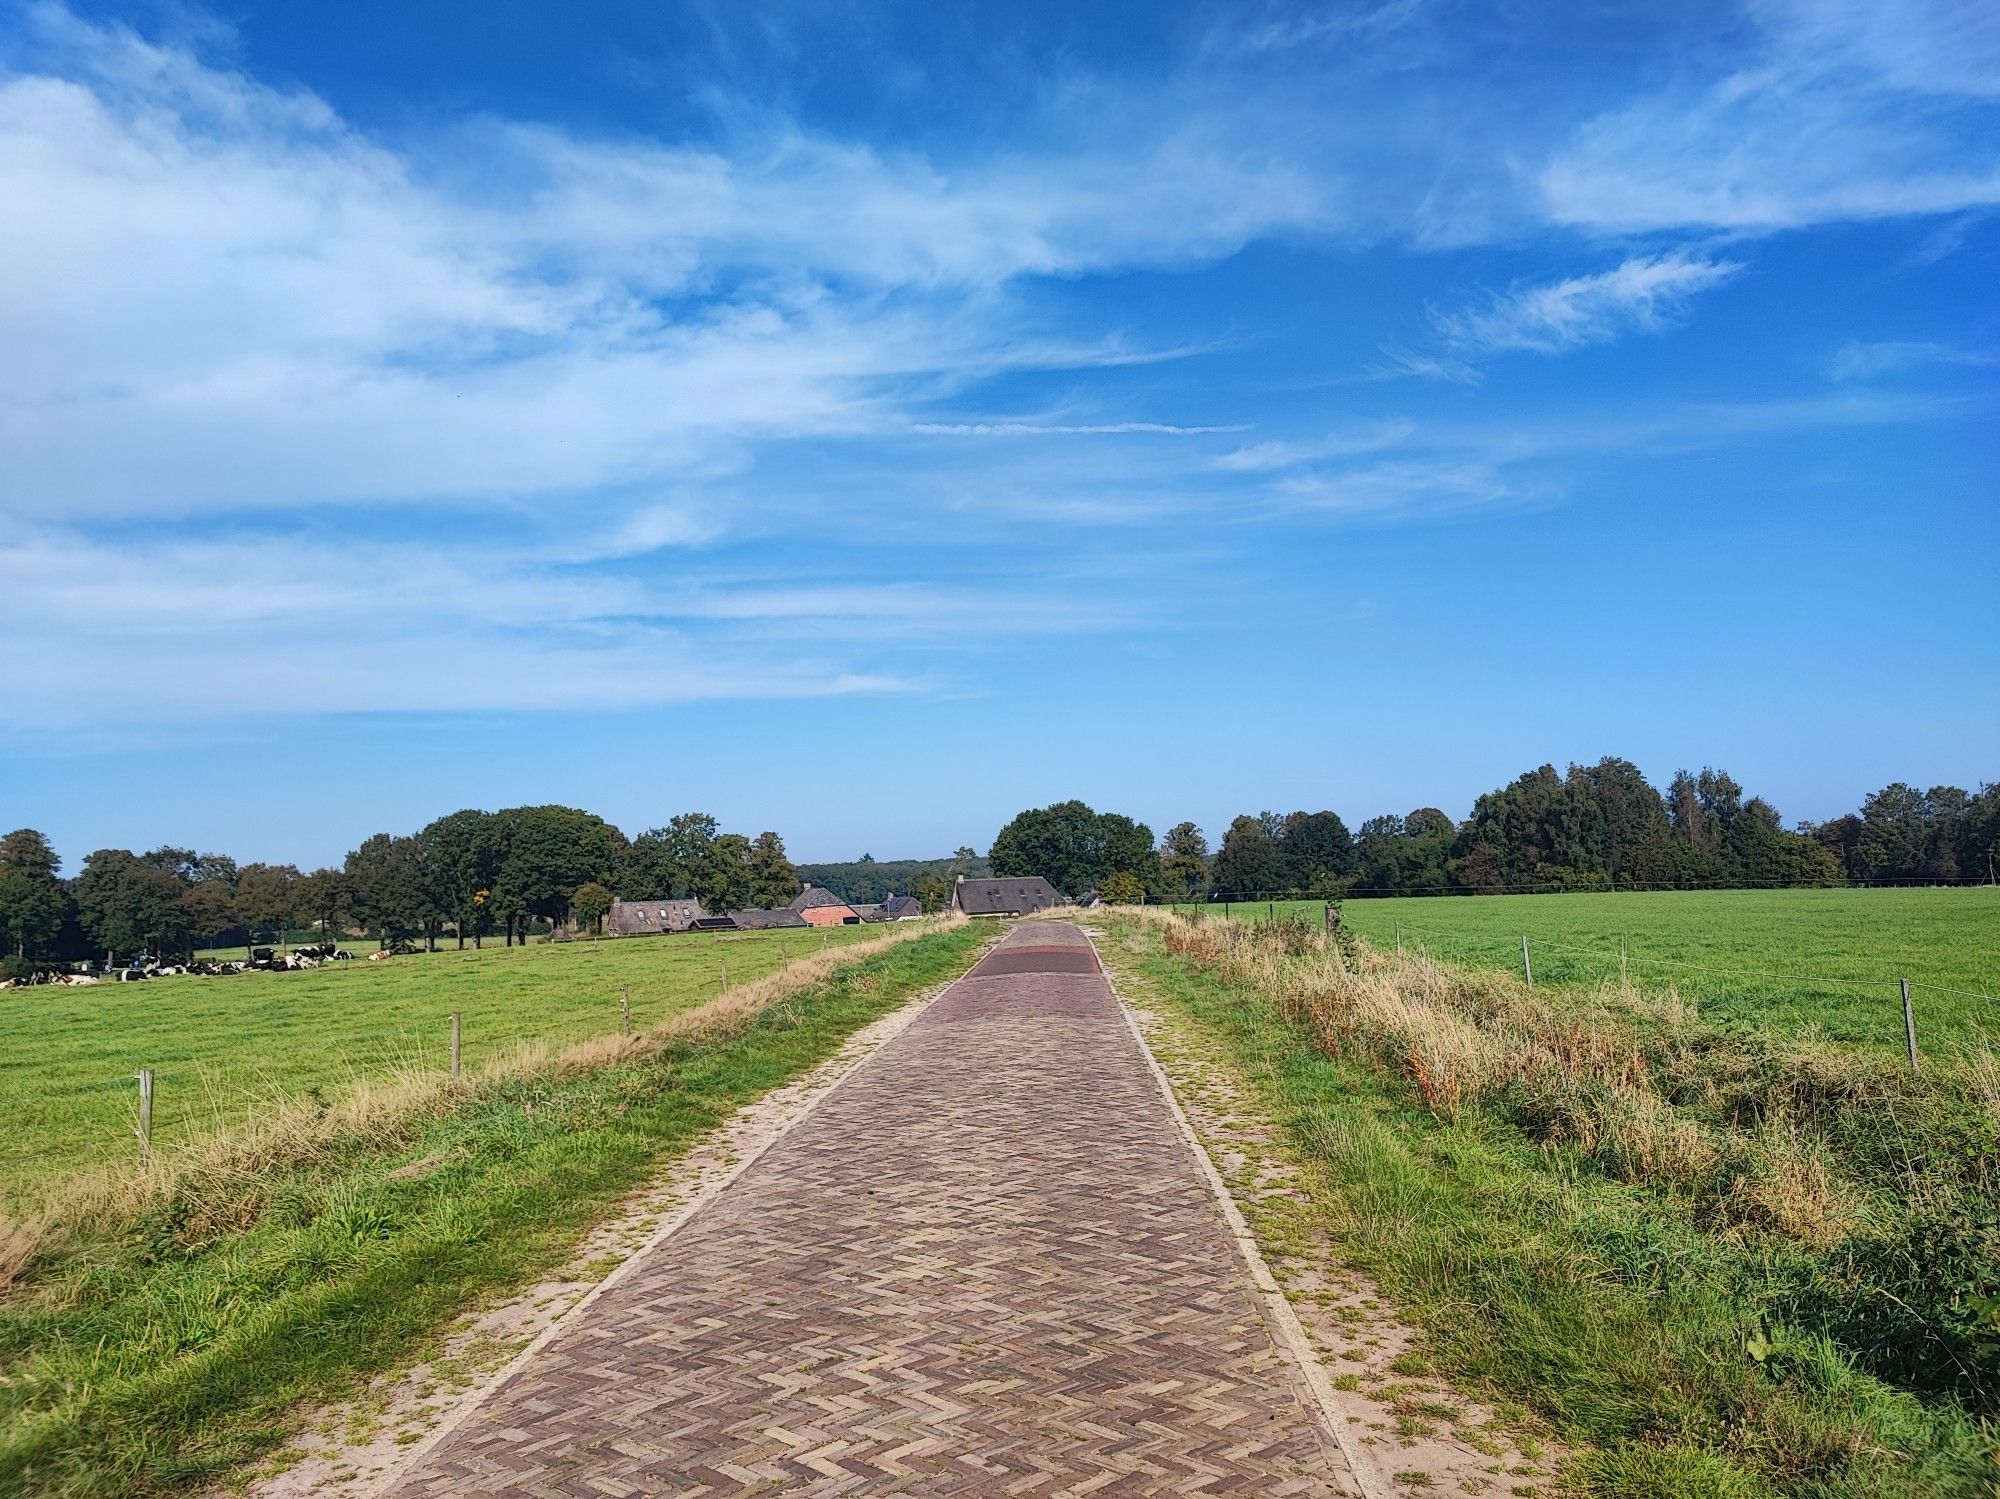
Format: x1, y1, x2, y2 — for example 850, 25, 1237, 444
0, 943, 362, 988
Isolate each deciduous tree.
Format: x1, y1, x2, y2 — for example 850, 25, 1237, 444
0, 829, 66, 961
1159, 821, 1211, 898
571, 881, 613, 934
1211, 816, 1285, 898
747, 831, 800, 910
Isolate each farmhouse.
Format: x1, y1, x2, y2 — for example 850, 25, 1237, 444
880, 894, 923, 920
790, 884, 861, 927
606, 898, 706, 936
728, 907, 810, 930
952, 875, 1063, 917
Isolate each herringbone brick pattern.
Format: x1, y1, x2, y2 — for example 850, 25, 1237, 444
391, 922, 1360, 1496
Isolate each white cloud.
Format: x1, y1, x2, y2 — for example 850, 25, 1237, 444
1212, 420, 1415, 471
0, 523, 1131, 728
1541, 1, 2000, 231
1253, 387, 1965, 518
1271, 459, 1518, 518
913, 421, 1241, 436
1752, 0, 2000, 101
0, 8, 1338, 525
1829, 340, 1996, 382
1366, 346, 1483, 385
1433, 253, 1741, 357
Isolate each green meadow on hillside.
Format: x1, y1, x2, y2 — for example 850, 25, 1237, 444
0, 925, 878, 1211
1175, 887, 2000, 1054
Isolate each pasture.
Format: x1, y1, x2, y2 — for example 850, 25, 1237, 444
0, 923, 986, 1496
0, 925, 879, 1212
1113, 910, 2000, 1496
1177, 887, 2000, 1054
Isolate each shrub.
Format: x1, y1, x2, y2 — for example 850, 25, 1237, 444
1098, 871, 1145, 905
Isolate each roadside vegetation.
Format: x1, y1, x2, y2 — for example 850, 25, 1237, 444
2, 923, 882, 1209
1105, 907, 1999, 1498
0, 920, 983, 1498
1192, 887, 2000, 1054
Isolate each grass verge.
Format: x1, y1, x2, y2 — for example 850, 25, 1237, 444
0, 920, 985, 1497
4, 921, 883, 1204
1176, 888, 2000, 1054
1102, 909, 1999, 1498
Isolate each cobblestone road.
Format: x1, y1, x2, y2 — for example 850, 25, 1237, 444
390, 922, 1358, 1496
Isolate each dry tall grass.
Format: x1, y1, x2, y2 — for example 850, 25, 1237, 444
0, 917, 963, 1297
1145, 909, 1974, 1248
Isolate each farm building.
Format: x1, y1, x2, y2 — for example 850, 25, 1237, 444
606, 898, 707, 936
729, 907, 810, 930
790, 884, 861, 927
880, 894, 923, 920
952, 875, 1063, 917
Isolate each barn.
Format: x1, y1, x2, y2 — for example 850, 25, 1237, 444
789, 884, 861, 927
606, 898, 707, 936
951, 875, 1063, 917
730, 907, 810, 930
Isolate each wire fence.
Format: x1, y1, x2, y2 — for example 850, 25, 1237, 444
3, 924, 874, 1193
1152, 889, 1998, 1066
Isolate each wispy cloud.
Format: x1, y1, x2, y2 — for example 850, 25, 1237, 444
1539, 1, 2000, 232
913, 421, 1243, 437
1433, 253, 1741, 357
0, 522, 1135, 729
1227, 0, 1440, 54
0, 7, 1334, 526
1212, 420, 1416, 472
1366, 345, 1484, 385
1830, 339, 1997, 382
1271, 458, 1520, 518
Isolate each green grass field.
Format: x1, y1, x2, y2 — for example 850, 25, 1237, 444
0, 923, 987, 1496
1, 926, 878, 1212
1109, 910, 2000, 1496
1175, 887, 2000, 1054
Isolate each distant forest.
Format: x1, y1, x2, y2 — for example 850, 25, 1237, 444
797, 852, 988, 905
4, 758, 1993, 971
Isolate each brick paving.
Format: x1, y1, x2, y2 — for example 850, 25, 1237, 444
390, 922, 1361, 1496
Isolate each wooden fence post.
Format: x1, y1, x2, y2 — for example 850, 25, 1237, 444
722, 957, 729, 995
621, 985, 631, 1036
450, 1012, 462, 1077
1521, 934, 1533, 988
1394, 921, 1402, 955
135, 1068, 154, 1164
1901, 979, 1919, 1074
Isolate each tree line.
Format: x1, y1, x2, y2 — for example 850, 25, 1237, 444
0, 808, 812, 972
985, 761, 2000, 901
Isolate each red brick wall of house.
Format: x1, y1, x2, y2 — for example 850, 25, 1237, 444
799, 904, 857, 927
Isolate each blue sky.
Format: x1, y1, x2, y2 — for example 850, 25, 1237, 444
1, 0, 1995, 870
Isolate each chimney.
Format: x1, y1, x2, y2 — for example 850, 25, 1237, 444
955, 873, 965, 884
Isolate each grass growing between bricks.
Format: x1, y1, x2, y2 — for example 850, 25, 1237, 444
0, 922, 986, 1498
1105, 910, 2000, 1499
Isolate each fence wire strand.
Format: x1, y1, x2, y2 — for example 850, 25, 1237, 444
1178, 906, 1999, 1007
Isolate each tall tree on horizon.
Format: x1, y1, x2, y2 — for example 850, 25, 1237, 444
0, 829, 67, 962
1159, 821, 1211, 899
